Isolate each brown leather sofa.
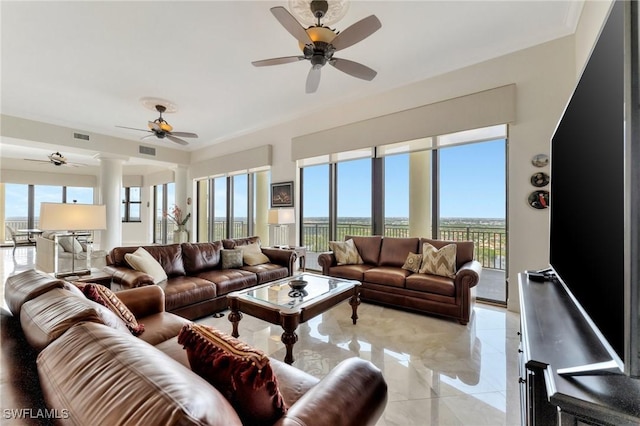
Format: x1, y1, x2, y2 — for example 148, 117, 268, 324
1, 269, 388, 426
318, 236, 482, 325
105, 236, 297, 320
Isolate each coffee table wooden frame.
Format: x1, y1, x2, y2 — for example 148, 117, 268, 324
227, 273, 361, 364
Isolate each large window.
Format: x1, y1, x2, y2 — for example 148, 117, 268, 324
3, 184, 94, 236
196, 172, 259, 242
121, 187, 141, 222
299, 125, 508, 304
153, 183, 175, 244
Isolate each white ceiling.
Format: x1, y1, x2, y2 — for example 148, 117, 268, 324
1, 0, 582, 169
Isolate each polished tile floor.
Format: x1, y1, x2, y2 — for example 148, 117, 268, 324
2, 246, 522, 425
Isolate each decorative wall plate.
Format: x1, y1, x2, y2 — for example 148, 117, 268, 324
528, 190, 549, 209
530, 172, 550, 187
531, 154, 549, 167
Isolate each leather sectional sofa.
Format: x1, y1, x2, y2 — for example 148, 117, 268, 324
318, 236, 482, 325
105, 236, 296, 320
2, 269, 388, 426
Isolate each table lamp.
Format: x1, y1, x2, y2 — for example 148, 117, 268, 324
39, 202, 107, 278
268, 208, 295, 247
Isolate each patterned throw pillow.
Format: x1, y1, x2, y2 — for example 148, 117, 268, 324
77, 283, 145, 336
178, 323, 287, 425
240, 243, 270, 266
329, 239, 364, 265
419, 242, 457, 278
401, 252, 423, 273
124, 247, 168, 284
221, 249, 244, 269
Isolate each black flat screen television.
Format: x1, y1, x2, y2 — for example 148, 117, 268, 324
549, 0, 639, 377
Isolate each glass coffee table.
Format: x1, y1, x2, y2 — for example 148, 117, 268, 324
227, 273, 361, 364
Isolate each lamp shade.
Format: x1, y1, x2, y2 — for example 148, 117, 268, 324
268, 208, 295, 225
40, 203, 107, 231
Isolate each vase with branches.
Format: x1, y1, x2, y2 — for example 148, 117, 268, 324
164, 205, 191, 231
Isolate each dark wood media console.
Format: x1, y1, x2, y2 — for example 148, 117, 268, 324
518, 273, 640, 426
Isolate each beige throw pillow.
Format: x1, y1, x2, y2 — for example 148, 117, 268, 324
401, 252, 423, 273
124, 247, 168, 284
329, 239, 363, 265
240, 243, 270, 266
419, 242, 457, 278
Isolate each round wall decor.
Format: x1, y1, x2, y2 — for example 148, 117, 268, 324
531, 154, 549, 168
530, 172, 550, 187
528, 190, 549, 209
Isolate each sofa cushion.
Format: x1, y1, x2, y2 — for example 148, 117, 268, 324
111, 244, 186, 277
405, 273, 456, 297
379, 238, 420, 267
240, 243, 270, 266
419, 242, 457, 278
125, 247, 168, 284
329, 239, 363, 265
221, 249, 243, 269
402, 252, 423, 273
178, 323, 287, 426
364, 267, 412, 288
420, 238, 474, 270
222, 236, 261, 249
346, 235, 382, 265
5, 269, 65, 316
196, 269, 258, 296
181, 241, 223, 274
241, 263, 289, 284
328, 264, 374, 282
157, 276, 217, 312
77, 283, 145, 336
20, 288, 108, 351
135, 312, 190, 346
38, 322, 242, 426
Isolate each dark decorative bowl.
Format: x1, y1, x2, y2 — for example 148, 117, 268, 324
288, 279, 308, 290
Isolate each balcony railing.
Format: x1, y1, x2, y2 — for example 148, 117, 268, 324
302, 222, 506, 271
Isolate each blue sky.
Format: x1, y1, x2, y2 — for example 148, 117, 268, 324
303, 139, 506, 219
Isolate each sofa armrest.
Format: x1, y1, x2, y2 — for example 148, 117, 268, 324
317, 252, 336, 275
114, 285, 165, 318
274, 357, 387, 426
261, 248, 297, 276
455, 260, 482, 289
104, 265, 155, 289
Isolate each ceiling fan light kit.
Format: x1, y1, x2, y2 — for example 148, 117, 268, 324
116, 100, 198, 146
252, 1, 381, 94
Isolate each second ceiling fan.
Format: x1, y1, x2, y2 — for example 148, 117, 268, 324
117, 104, 198, 146
252, 1, 382, 93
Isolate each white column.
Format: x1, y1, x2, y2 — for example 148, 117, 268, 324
97, 156, 125, 251
255, 171, 270, 245
409, 150, 432, 237
172, 165, 189, 238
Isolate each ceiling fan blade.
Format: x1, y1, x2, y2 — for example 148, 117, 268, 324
167, 135, 189, 146
252, 56, 306, 67
169, 131, 198, 138
306, 65, 322, 94
270, 6, 313, 45
141, 134, 157, 140
116, 125, 152, 133
330, 58, 377, 81
23, 159, 50, 164
331, 15, 382, 51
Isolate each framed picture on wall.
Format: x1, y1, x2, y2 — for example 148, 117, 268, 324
271, 181, 294, 207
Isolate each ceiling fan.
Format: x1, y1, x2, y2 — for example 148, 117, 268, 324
117, 104, 198, 146
23, 152, 85, 168
252, 1, 382, 93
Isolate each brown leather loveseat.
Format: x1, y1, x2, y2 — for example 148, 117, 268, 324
1, 269, 388, 426
105, 236, 296, 320
318, 236, 482, 325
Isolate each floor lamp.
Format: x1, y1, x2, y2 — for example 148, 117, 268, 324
268, 208, 295, 247
39, 202, 107, 278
